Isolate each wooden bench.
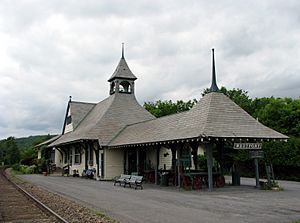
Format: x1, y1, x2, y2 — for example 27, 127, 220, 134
124, 175, 143, 190
114, 174, 131, 186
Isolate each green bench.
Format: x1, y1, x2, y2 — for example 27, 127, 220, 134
114, 174, 131, 186
124, 175, 143, 190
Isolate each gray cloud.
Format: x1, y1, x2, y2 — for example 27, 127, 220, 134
0, 0, 299, 139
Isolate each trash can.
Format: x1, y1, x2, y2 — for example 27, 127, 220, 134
160, 172, 169, 186
232, 171, 240, 186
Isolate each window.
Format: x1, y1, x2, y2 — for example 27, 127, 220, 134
70, 149, 73, 165
74, 148, 81, 164
64, 152, 68, 164
66, 116, 72, 125
119, 81, 131, 93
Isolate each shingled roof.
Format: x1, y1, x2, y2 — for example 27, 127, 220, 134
50, 49, 288, 149
109, 92, 288, 147
50, 93, 155, 147
108, 57, 137, 81
68, 101, 96, 130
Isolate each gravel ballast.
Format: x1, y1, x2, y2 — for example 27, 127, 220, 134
6, 169, 116, 223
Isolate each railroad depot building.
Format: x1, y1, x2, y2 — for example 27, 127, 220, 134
47, 49, 287, 190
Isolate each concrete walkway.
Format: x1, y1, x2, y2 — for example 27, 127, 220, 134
20, 175, 300, 223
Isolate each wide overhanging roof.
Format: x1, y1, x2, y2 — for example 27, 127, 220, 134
50, 49, 288, 149
35, 135, 61, 148
49, 93, 155, 148
108, 92, 288, 148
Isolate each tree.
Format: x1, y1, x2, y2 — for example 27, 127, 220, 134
254, 97, 300, 137
5, 137, 20, 165
0, 142, 6, 164
20, 147, 37, 166
144, 99, 197, 118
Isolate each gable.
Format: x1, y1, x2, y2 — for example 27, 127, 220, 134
62, 101, 96, 134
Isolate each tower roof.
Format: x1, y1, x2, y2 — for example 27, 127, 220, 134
108, 45, 137, 82
210, 48, 219, 92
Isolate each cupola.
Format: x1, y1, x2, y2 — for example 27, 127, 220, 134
108, 43, 137, 95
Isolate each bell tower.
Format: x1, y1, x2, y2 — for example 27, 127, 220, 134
108, 43, 137, 95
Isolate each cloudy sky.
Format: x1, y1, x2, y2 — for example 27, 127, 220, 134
0, 0, 299, 139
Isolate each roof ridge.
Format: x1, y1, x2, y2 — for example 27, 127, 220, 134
108, 115, 157, 145
117, 108, 189, 129
73, 95, 115, 132
200, 92, 215, 135
71, 101, 97, 105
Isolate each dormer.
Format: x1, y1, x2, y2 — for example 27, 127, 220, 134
108, 44, 137, 95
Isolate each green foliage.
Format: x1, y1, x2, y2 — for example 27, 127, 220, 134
144, 99, 197, 118
0, 134, 54, 166
197, 155, 207, 170
34, 157, 48, 173
20, 147, 37, 166
12, 163, 37, 174
263, 138, 300, 167
12, 163, 21, 171
15, 134, 53, 150
254, 97, 300, 137
5, 137, 20, 165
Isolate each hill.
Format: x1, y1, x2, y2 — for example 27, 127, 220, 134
15, 135, 57, 149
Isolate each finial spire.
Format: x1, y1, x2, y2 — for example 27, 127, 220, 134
121, 43, 124, 59
210, 48, 219, 92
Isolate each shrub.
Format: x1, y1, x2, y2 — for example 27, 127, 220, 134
12, 163, 21, 171
18, 165, 36, 174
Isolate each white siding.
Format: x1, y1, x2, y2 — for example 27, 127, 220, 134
104, 148, 124, 180
198, 145, 205, 155
37, 149, 41, 159
145, 146, 172, 170
64, 124, 73, 133
54, 148, 63, 168
159, 146, 172, 170
64, 108, 73, 133
69, 146, 86, 176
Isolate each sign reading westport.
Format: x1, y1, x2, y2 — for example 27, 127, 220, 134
233, 143, 262, 150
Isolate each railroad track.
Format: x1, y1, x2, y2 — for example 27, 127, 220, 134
0, 168, 69, 223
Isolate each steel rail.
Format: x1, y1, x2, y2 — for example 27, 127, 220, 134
1, 169, 69, 223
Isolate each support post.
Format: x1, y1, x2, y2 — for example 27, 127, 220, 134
83, 144, 88, 170
206, 144, 213, 192
220, 141, 225, 175
170, 145, 177, 172
155, 146, 160, 185
255, 158, 260, 188
177, 144, 181, 189
136, 148, 139, 174
95, 142, 100, 179
124, 150, 127, 174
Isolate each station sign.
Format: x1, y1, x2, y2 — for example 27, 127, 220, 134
233, 143, 262, 150
249, 150, 264, 159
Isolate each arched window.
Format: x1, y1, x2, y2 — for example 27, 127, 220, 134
119, 81, 131, 93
